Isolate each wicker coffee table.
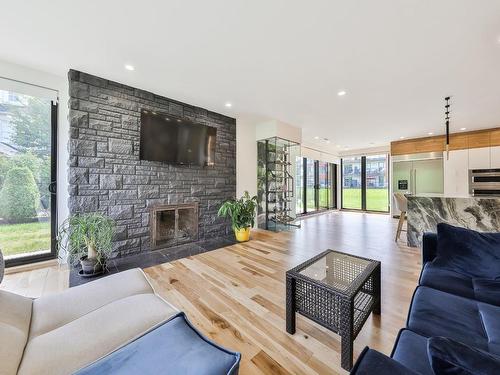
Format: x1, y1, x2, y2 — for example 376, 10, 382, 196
286, 250, 381, 370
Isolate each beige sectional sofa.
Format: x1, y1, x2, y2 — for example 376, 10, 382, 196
0, 268, 178, 375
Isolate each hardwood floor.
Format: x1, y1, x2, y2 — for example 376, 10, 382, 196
1, 211, 418, 374
0, 264, 69, 298
145, 211, 419, 374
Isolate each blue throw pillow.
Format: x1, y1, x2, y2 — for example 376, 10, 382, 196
433, 223, 500, 279
428, 336, 500, 375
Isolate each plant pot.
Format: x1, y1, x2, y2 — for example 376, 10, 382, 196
80, 255, 104, 276
234, 227, 251, 242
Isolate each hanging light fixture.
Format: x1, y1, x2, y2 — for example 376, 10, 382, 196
444, 96, 451, 160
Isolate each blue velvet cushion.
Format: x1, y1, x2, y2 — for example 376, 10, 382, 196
419, 263, 500, 306
75, 312, 240, 375
391, 329, 434, 375
428, 336, 500, 375
419, 263, 475, 299
350, 347, 419, 375
407, 287, 493, 353
433, 223, 500, 279
473, 278, 500, 306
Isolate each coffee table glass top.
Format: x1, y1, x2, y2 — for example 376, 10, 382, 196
298, 250, 372, 292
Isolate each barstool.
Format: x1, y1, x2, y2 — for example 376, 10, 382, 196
394, 192, 407, 242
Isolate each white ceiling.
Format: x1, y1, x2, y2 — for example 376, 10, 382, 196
2, 0, 500, 151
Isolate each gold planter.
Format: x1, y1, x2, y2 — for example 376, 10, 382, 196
234, 227, 250, 242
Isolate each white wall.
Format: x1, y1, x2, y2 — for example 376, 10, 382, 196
236, 117, 258, 198
0, 60, 70, 241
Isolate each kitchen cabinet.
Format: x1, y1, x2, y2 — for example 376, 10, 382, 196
444, 149, 469, 197
491, 146, 500, 169
468, 147, 491, 170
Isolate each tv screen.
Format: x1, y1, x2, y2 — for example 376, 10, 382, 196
140, 110, 216, 166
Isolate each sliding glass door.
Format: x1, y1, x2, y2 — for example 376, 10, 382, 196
0, 85, 57, 266
366, 154, 389, 212
341, 154, 389, 212
341, 156, 362, 209
296, 157, 337, 214
318, 161, 330, 209
306, 158, 316, 212
295, 156, 304, 215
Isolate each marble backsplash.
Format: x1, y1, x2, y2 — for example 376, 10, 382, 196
407, 196, 500, 247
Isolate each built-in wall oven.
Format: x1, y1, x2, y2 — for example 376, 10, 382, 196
469, 169, 500, 196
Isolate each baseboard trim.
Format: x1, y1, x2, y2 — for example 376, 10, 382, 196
5, 259, 59, 275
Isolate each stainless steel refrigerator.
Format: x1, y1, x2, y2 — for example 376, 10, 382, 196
392, 152, 444, 215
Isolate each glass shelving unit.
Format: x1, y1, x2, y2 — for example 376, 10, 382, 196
257, 137, 301, 231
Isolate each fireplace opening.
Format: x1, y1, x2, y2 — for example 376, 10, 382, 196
151, 203, 199, 249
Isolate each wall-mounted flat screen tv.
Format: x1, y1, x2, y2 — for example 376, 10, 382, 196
140, 110, 216, 166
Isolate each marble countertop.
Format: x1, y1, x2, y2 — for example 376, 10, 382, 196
407, 194, 500, 200
406, 193, 444, 198
405, 195, 500, 247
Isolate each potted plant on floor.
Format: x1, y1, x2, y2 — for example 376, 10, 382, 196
218, 191, 258, 242
56, 213, 115, 276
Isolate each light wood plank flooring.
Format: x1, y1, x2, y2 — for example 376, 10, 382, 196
145, 212, 418, 374
1, 211, 417, 374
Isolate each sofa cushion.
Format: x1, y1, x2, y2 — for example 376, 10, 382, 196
433, 223, 500, 279
0, 290, 32, 375
428, 336, 500, 375
391, 329, 433, 375
473, 278, 500, 307
30, 268, 162, 339
419, 263, 500, 306
18, 293, 178, 375
419, 262, 475, 299
74, 312, 241, 375
351, 347, 419, 375
407, 286, 500, 354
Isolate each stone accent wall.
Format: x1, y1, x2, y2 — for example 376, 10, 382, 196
68, 70, 236, 257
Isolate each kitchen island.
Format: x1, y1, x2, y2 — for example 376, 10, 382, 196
406, 195, 500, 247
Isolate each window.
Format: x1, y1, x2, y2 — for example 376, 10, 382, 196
296, 157, 337, 214
342, 157, 362, 209
341, 154, 389, 212
0, 87, 58, 267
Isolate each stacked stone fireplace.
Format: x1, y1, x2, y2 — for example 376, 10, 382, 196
68, 70, 236, 258
151, 203, 199, 249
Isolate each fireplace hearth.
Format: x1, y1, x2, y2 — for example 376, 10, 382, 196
151, 203, 199, 249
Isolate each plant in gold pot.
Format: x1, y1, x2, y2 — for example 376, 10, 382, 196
56, 213, 115, 276
218, 191, 258, 242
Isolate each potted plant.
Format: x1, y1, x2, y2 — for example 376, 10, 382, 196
57, 213, 115, 276
218, 191, 258, 242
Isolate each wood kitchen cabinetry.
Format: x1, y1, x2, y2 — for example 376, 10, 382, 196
392, 127, 500, 198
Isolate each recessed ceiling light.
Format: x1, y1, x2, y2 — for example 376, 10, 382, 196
326, 140, 331, 144
337, 90, 347, 96
460, 127, 467, 131
400, 136, 406, 139
124, 64, 135, 71
314, 136, 320, 140
428, 132, 434, 135
224, 102, 232, 108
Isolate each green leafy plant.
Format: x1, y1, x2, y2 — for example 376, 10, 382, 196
218, 191, 258, 230
0, 167, 40, 223
56, 213, 115, 266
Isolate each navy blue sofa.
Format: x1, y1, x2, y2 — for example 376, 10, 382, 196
351, 223, 500, 374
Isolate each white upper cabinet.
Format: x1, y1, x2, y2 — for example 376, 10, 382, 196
468, 147, 491, 170
490, 146, 500, 169
444, 149, 469, 197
